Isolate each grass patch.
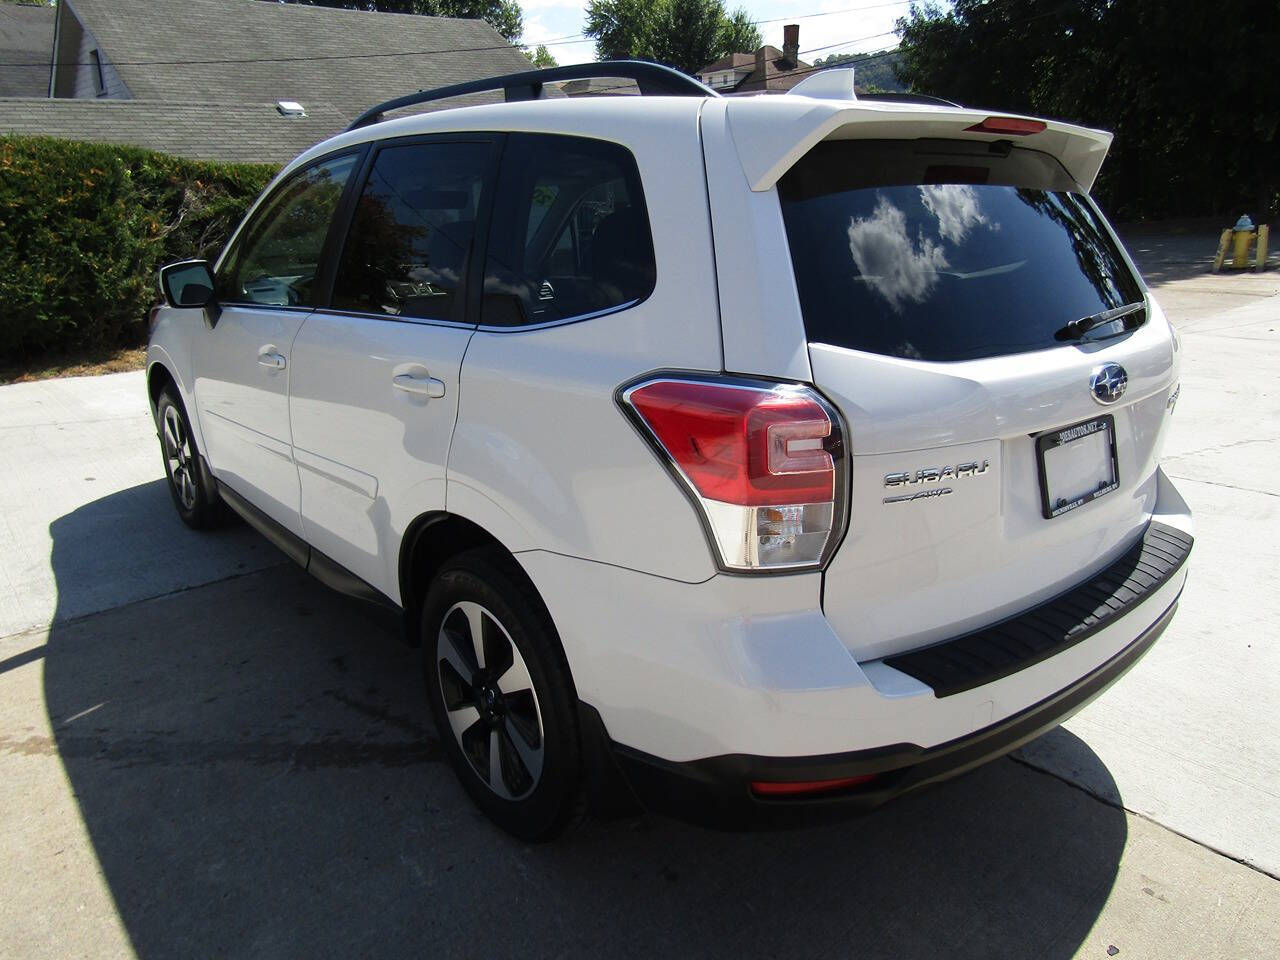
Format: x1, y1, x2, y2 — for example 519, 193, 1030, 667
0, 343, 147, 385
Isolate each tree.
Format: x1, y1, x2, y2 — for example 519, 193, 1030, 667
525, 44, 558, 68
282, 1, 523, 43
717, 6, 760, 56
584, 0, 661, 63
893, 0, 1280, 222
583, 0, 761, 75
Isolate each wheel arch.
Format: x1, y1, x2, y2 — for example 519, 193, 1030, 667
146, 358, 178, 417
398, 511, 551, 648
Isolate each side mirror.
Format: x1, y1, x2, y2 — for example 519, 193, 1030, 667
159, 260, 216, 308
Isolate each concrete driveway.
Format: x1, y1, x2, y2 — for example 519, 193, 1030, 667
2, 236, 1278, 958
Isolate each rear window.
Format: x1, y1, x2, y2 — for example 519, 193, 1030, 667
778, 140, 1144, 362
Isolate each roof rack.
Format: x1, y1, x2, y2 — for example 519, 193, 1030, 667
347, 60, 718, 131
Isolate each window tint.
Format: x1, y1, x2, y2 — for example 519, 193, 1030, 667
482, 134, 655, 327
331, 141, 491, 322
217, 153, 357, 308
778, 140, 1144, 362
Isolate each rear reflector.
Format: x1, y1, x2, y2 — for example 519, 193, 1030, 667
751, 774, 878, 797
620, 376, 847, 572
964, 116, 1047, 136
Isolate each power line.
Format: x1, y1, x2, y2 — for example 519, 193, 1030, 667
754, 0, 913, 25
581, 28, 905, 95
584, 1, 1069, 96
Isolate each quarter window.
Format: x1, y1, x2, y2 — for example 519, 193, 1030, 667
331, 141, 492, 322
216, 153, 357, 308
482, 134, 655, 327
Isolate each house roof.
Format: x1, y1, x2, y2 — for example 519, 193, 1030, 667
0, 2, 54, 97
697, 53, 755, 75
63, 0, 533, 125
737, 50, 813, 93
696, 46, 813, 93
0, 97, 347, 164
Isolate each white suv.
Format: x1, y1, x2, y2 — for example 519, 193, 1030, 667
147, 62, 1193, 840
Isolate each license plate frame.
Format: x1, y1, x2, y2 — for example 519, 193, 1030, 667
1035, 415, 1119, 519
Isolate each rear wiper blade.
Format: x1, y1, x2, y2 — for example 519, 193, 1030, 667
1055, 301, 1145, 341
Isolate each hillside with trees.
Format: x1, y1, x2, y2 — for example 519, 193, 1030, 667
811, 50, 903, 93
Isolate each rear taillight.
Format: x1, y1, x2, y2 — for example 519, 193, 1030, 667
620, 376, 847, 572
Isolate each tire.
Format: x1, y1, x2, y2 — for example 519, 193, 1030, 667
156, 387, 225, 529
421, 546, 586, 841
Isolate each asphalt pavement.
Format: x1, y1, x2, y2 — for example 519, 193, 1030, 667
1, 231, 1278, 959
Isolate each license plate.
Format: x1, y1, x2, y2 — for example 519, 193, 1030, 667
1036, 415, 1119, 519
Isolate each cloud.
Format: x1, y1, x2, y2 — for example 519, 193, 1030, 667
846, 194, 948, 312
520, 12, 597, 65
918, 184, 989, 244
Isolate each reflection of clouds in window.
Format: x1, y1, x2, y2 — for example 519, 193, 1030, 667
406, 265, 461, 286
847, 195, 948, 312
895, 340, 923, 360
918, 184, 989, 244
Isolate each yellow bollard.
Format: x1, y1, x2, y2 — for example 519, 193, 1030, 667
1212, 228, 1233, 272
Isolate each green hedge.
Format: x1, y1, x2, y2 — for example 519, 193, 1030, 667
0, 136, 278, 361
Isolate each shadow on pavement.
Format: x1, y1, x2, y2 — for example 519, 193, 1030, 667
1118, 230, 1220, 285
46, 483, 1127, 959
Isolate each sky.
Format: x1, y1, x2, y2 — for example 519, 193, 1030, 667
518, 0, 918, 67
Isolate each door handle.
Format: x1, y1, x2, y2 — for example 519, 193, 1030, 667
258, 350, 286, 370
392, 373, 446, 399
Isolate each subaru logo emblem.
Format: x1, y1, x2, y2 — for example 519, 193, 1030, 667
1090, 363, 1128, 405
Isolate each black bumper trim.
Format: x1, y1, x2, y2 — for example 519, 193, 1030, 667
611, 592, 1180, 829
884, 521, 1192, 698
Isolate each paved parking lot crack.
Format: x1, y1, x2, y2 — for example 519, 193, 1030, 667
1009, 754, 1280, 883
0, 561, 289, 645
1165, 473, 1280, 499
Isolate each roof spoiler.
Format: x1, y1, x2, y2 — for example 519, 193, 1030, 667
724, 98, 1113, 193
346, 60, 718, 131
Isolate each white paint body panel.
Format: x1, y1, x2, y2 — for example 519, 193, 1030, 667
444, 101, 724, 583
522, 468, 1190, 761
146, 313, 203, 451
191, 304, 310, 536
288, 313, 472, 602
815, 299, 1179, 660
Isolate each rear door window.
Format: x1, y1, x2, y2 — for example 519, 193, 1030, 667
778, 140, 1144, 362
330, 140, 493, 323
481, 133, 656, 327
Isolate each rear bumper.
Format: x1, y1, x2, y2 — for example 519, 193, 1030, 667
518, 468, 1192, 819
608, 594, 1178, 828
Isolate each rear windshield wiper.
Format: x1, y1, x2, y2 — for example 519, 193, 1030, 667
1055, 301, 1146, 341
